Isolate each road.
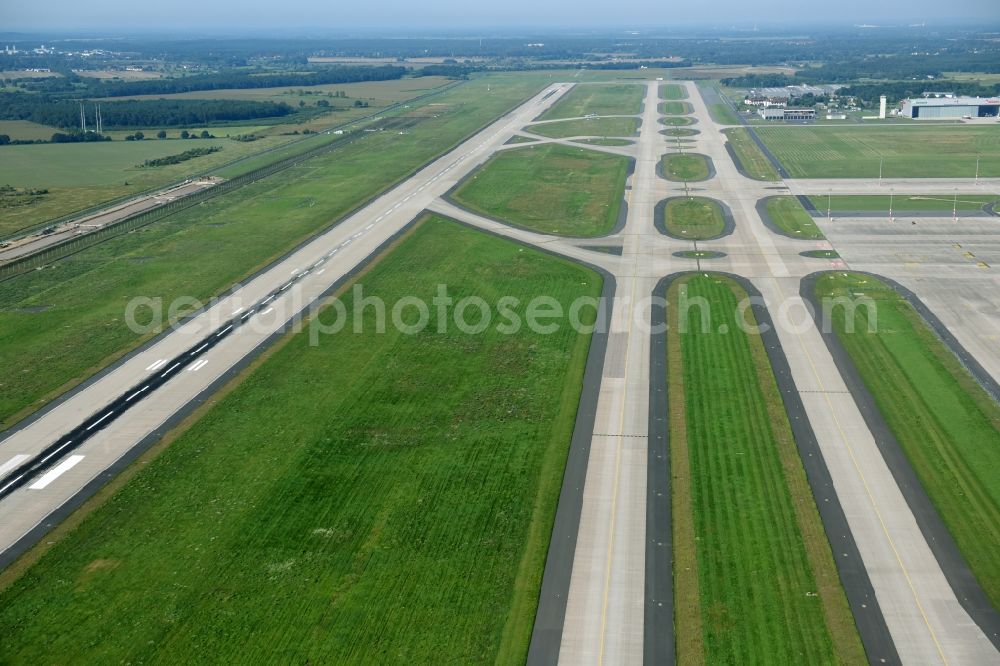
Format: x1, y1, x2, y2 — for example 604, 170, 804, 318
1, 77, 999, 665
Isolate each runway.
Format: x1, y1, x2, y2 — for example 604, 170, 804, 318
2, 76, 999, 665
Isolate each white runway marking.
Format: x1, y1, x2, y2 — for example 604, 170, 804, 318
86, 410, 115, 431
316, 268, 326, 275
145, 359, 167, 371
188, 359, 209, 373
29, 455, 85, 490
260, 307, 273, 315
0, 455, 29, 477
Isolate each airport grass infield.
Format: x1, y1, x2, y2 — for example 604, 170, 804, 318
525, 116, 640, 139
723, 127, 780, 181
574, 137, 634, 147
658, 197, 726, 239
451, 143, 629, 236
659, 101, 692, 115
765, 196, 825, 239
660, 153, 711, 182
668, 274, 865, 665
755, 125, 1000, 178
0, 76, 547, 429
659, 83, 687, 100
0, 215, 601, 663
537, 83, 644, 120
659, 116, 695, 127
806, 194, 1000, 213
815, 273, 1000, 608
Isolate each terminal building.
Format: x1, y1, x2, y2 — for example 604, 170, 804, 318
758, 107, 816, 121
900, 95, 1000, 119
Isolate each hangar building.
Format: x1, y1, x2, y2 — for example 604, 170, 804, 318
901, 95, 1000, 119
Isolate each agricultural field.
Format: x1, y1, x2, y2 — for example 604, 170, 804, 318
815, 273, 1000, 607
525, 116, 640, 139
0, 119, 61, 141
537, 83, 644, 120
807, 193, 1000, 213
0, 75, 546, 428
660, 153, 712, 182
659, 83, 687, 100
755, 126, 1000, 178
657, 197, 727, 239
723, 128, 779, 181
764, 196, 824, 239
0, 216, 601, 663
659, 101, 693, 115
451, 144, 628, 237
667, 274, 864, 664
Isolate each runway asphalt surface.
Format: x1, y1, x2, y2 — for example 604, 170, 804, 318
2, 77, 999, 665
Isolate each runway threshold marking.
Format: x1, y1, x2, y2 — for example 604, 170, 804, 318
145, 359, 167, 372
29, 455, 84, 490
188, 359, 209, 373
0, 455, 29, 477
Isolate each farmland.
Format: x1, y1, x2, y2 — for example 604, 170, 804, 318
451, 144, 628, 237
660, 153, 712, 182
755, 126, 1000, 178
815, 273, 1000, 608
0, 75, 546, 428
764, 196, 824, 239
525, 116, 640, 139
537, 83, 644, 120
667, 274, 864, 664
723, 128, 779, 181
657, 197, 726, 239
0, 216, 601, 663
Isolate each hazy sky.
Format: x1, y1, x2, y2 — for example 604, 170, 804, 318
4, 0, 998, 32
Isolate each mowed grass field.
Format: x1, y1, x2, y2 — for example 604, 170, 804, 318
0, 76, 547, 428
765, 196, 824, 239
815, 273, 1000, 607
668, 274, 864, 664
723, 128, 779, 181
537, 83, 644, 120
755, 126, 1000, 178
525, 116, 640, 139
660, 83, 687, 100
0, 216, 601, 663
658, 197, 726, 239
0, 135, 300, 237
807, 194, 1000, 212
659, 101, 693, 115
660, 116, 695, 126
451, 144, 628, 237
661, 153, 711, 181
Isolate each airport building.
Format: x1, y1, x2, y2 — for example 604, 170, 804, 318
900, 95, 1000, 119
758, 107, 816, 121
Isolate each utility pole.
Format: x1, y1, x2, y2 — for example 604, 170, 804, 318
80, 101, 86, 133
953, 189, 958, 223
827, 189, 832, 221
889, 189, 894, 223
975, 157, 980, 185
878, 155, 883, 186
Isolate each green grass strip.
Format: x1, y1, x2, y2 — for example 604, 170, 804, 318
815, 272, 1000, 608
0, 216, 601, 663
659, 197, 725, 239
723, 127, 779, 181
661, 153, 711, 182
765, 196, 825, 239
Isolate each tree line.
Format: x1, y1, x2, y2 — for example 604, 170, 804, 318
0, 96, 294, 129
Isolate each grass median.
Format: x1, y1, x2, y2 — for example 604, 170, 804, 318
657, 197, 726, 239
723, 127, 779, 181
0, 75, 546, 428
525, 116, 640, 139
668, 274, 865, 665
660, 153, 711, 182
806, 193, 999, 213
765, 196, 824, 239
660, 83, 687, 100
815, 272, 1000, 608
451, 143, 629, 237
0, 215, 601, 663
